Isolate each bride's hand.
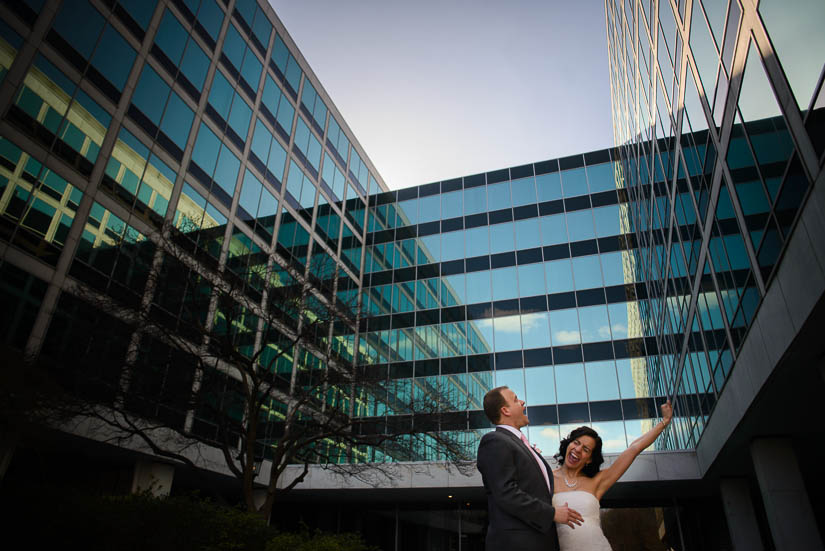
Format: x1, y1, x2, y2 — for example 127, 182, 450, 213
660, 400, 673, 426
553, 502, 584, 528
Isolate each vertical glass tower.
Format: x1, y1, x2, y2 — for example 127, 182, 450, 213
605, 0, 825, 447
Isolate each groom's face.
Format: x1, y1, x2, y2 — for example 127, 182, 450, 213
501, 388, 529, 428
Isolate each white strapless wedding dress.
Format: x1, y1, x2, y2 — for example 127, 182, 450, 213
552, 490, 612, 550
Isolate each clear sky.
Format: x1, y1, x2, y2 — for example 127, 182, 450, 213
268, 1, 615, 190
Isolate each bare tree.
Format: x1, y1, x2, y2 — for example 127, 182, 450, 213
32, 216, 477, 520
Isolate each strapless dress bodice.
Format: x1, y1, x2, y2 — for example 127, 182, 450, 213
552, 491, 612, 550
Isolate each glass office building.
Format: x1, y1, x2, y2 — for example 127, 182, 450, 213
2, 0, 824, 548
606, 0, 825, 548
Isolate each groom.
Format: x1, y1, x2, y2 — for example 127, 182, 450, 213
477, 386, 582, 551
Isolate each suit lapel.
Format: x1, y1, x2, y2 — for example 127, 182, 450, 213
496, 427, 551, 495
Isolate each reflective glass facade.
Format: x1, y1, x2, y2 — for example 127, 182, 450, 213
359, 151, 667, 457
0, 0, 379, 453
605, 0, 825, 449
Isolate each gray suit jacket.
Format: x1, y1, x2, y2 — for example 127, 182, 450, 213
476, 427, 559, 551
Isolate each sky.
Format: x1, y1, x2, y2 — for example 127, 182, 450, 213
268, 1, 615, 190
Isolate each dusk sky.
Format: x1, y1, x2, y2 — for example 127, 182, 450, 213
268, 1, 615, 190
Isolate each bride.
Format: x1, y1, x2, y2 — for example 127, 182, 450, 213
551, 400, 673, 550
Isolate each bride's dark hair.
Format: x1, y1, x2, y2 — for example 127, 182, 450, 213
554, 426, 604, 478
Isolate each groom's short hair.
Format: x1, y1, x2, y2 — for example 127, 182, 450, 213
483, 386, 509, 425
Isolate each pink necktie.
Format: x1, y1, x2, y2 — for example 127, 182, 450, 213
520, 432, 552, 494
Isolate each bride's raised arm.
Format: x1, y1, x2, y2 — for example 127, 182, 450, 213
593, 400, 673, 499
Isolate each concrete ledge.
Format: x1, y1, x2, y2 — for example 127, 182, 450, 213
276, 450, 701, 491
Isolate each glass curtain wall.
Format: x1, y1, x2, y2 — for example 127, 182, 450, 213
605, 0, 824, 448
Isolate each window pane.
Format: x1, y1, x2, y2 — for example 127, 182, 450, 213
545, 258, 574, 293
536, 172, 562, 201
565, 209, 596, 242
514, 217, 540, 250
493, 315, 522, 351
586, 361, 620, 401
489, 222, 514, 254
524, 366, 556, 406
491, 267, 518, 301
572, 255, 603, 290
585, 162, 616, 193
578, 304, 611, 343
550, 308, 580, 345
556, 363, 587, 403
561, 167, 588, 197
518, 262, 546, 297
521, 312, 550, 349
540, 214, 568, 245
465, 225, 489, 257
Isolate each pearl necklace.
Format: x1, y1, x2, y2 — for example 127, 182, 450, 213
562, 468, 578, 488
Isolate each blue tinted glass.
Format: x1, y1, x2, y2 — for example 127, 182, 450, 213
600, 251, 626, 286
418, 234, 440, 264
418, 194, 440, 223
214, 146, 240, 196
593, 204, 622, 237
120, 0, 156, 29
607, 302, 630, 340
571, 255, 602, 290
579, 304, 610, 343
487, 181, 511, 209
228, 95, 252, 140
209, 70, 234, 119
536, 172, 562, 201
198, 0, 224, 40
521, 312, 551, 349
545, 259, 574, 293
555, 363, 586, 403
561, 167, 588, 197
155, 10, 187, 65
441, 191, 462, 219
585, 361, 619, 400
132, 65, 169, 124
489, 222, 514, 254
192, 122, 220, 173
511, 176, 537, 206
492, 267, 518, 301
616, 358, 648, 398
550, 308, 580, 346
52, 0, 104, 59
525, 366, 555, 405
443, 274, 466, 304
181, 40, 210, 88
396, 199, 417, 225
239, 169, 262, 215
441, 230, 464, 262
250, 118, 271, 162
465, 270, 491, 303
565, 210, 596, 242
222, 24, 245, 69
464, 186, 486, 214
267, 139, 287, 180
517, 262, 546, 297
465, 225, 489, 257
493, 315, 522, 351
241, 50, 263, 91
540, 214, 568, 245
514, 218, 540, 250
585, 162, 616, 193
495, 368, 525, 398
161, 92, 194, 147
92, 25, 136, 90
252, 10, 273, 47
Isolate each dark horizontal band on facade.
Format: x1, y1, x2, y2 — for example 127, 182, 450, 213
369, 149, 619, 205
352, 394, 710, 434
